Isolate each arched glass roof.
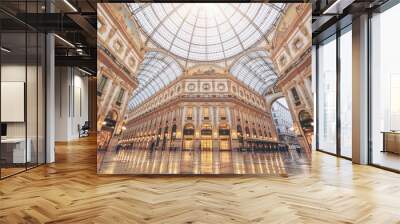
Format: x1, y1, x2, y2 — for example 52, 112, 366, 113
230, 50, 278, 95
128, 51, 182, 110
128, 3, 284, 62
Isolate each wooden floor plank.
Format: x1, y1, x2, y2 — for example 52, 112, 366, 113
0, 135, 400, 223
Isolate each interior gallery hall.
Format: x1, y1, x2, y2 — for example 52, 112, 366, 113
97, 3, 313, 175
0, 0, 400, 223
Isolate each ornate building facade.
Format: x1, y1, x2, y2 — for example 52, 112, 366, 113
120, 65, 279, 152
97, 4, 143, 149
97, 3, 314, 156
269, 4, 314, 150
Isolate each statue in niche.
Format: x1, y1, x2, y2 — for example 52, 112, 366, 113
193, 69, 202, 76
204, 68, 215, 76
192, 67, 216, 76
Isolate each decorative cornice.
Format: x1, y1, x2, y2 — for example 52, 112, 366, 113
102, 4, 143, 60
271, 4, 311, 57
98, 46, 139, 89
275, 48, 311, 88
127, 96, 270, 125
129, 71, 267, 114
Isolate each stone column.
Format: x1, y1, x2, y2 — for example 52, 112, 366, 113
229, 107, 239, 150
194, 106, 201, 151
296, 82, 312, 110
301, 80, 314, 112
114, 91, 131, 136
196, 106, 201, 128
304, 77, 313, 102
175, 106, 183, 149
97, 77, 114, 117
285, 88, 296, 110
284, 88, 310, 151
212, 106, 219, 152
182, 105, 187, 126
103, 85, 120, 118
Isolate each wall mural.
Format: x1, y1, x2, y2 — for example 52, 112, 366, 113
97, 3, 313, 176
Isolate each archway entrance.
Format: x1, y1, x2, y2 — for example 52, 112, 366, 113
200, 124, 212, 150
219, 124, 230, 150
98, 110, 118, 150
299, 110, 314, 147
271, 97, 298, 148
183, 123, 194, 150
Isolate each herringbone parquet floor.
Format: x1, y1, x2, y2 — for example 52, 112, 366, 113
1, 135, 400, 224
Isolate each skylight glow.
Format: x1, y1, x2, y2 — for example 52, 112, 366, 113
128, 3, 284, 62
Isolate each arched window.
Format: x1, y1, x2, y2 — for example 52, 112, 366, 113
186, 107, 193, 120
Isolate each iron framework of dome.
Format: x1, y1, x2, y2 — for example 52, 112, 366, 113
127, 3, 284, 111
230, 50, 278, 94
128, 3, 285, 62
128, 51, 183, 110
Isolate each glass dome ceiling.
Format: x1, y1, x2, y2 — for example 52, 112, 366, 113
128, 3, 285, 62
230, 50, 278, 95
128, 51, 183, 110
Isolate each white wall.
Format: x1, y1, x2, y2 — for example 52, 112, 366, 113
55, 66, 68, 141
55, 67, 89, 141
71, 73, 89, 138
1, 63, 46, 164
1, 65, 32, 137
1, 65, 26, 141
